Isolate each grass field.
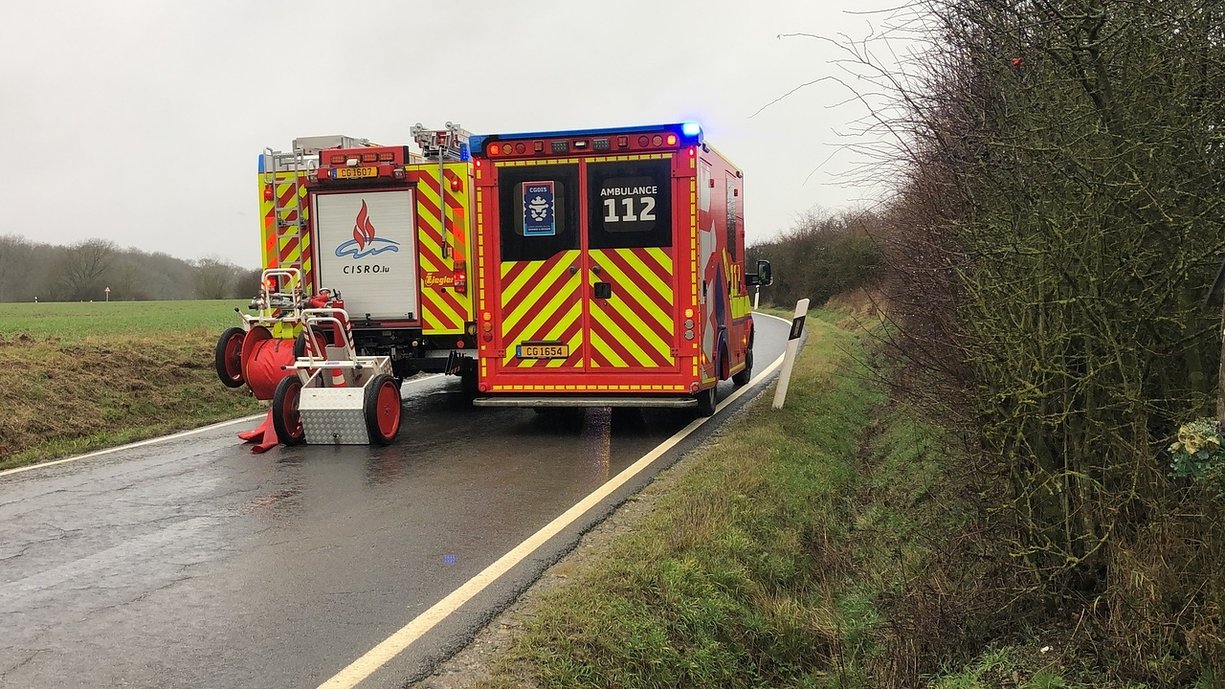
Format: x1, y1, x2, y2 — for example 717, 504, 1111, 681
0, 300, 263, 470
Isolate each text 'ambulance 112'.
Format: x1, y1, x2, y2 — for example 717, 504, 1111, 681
468, 122, 772, 415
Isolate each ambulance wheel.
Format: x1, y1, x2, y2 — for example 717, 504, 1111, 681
272, 376, 305, 446
214, 327, 246, 388
694, 385, 717, 417
364, 374, 402, 446
732, 345, 754, 387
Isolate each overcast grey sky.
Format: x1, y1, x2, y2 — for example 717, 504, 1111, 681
0, 0, 907, 267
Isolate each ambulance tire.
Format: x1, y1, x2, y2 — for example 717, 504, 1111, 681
272, 375, 306, 446
364, 374, 402, 446
214, 327, 246, 388
695, 385, 717, 417
732, 345, 754, 387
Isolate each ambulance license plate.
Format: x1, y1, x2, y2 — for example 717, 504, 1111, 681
517, 342, 569, 359
335, 166, 378, 179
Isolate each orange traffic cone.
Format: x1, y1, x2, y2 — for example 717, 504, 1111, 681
237, 408, 281, 454
328, 366, 346, 388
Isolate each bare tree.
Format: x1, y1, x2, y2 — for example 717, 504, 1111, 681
56, 239, 116, 301
0, 235, 35, 301
193, 257, 238, 299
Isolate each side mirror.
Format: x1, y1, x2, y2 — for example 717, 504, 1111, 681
747, 259, 773, 287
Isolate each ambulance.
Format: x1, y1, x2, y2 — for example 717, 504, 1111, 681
467, 123, 771, 415
255, 123, 479, 393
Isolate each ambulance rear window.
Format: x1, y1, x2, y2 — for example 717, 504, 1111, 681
498, 163, 579, 262
587, 158, 672, 249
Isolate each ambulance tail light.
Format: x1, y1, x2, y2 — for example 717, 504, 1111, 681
480, 313, 494, 342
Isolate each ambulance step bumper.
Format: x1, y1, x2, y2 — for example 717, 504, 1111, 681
472, 396, 697, 409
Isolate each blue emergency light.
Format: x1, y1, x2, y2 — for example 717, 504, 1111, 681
470, 122, 703, 155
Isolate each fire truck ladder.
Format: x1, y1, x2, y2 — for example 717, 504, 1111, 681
262, 147, 311, 279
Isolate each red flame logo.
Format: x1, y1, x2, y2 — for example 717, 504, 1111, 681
353, 200, 377, 250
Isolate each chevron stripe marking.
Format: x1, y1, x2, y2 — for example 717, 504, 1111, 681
593, 300, 672, 367
589, 305, 663, 367
503, 271, 581, 346
500, 252, 576, 317
597, 294, 671, 363
503, 259, 577, 329
587, 327, 629, 368
595, 251, 672, 331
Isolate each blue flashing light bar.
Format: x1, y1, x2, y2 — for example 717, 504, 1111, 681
470, 122, 703, 155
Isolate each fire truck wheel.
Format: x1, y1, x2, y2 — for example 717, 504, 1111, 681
214, 327, 246, 388
364, 374, 402, 445
694, 385, 717, 417
732, 346, 754, 387
272, 376, 306, 446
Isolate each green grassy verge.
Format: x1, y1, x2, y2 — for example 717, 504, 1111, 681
0, 300, 262, 470
471, 308, 1112, 688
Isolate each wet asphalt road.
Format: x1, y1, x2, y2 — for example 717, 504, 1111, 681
0, 315, 791, 689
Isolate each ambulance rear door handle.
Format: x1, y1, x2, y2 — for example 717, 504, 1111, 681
594, 283, 612, 299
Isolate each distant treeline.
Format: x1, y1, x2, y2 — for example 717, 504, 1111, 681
0, 235, 260, 302
747, 209, 881, 308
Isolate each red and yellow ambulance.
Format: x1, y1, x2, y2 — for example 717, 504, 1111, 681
468, 123, 770, 415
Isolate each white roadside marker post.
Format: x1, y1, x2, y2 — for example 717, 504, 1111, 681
772, 298, 809, 410
754, 286, 760, 310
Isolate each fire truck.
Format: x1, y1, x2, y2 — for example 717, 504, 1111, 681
467, 123, 771, 415
253, 123, 479, 393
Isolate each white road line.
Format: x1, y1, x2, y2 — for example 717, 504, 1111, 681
319, 341, 788, 688
0, 374, 445, 478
